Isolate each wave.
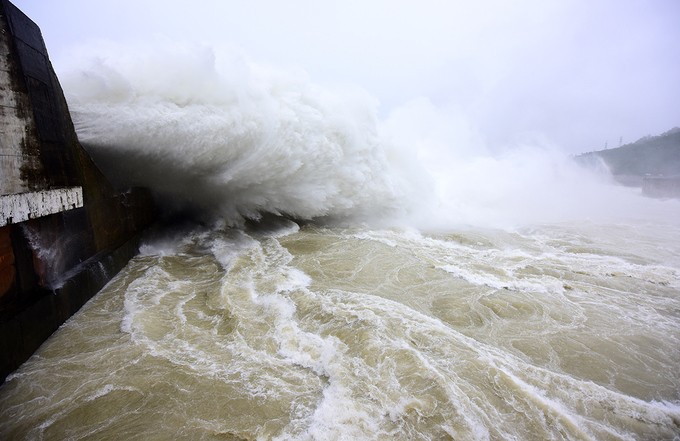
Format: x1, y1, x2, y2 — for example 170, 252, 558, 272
60, 41, 680, 229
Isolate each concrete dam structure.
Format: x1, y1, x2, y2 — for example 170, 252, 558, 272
0, 0, 156, 382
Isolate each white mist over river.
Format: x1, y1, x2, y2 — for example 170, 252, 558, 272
1, 43, 680, 440
56, 42, 679, 229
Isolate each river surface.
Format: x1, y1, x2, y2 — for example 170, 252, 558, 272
1, 220, 679, 440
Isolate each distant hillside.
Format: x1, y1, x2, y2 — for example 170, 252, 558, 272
575, 127, 680, 178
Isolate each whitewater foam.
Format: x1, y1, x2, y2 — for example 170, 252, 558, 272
3, 223, 680, 439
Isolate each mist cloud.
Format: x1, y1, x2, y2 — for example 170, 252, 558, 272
13, 0, 680, 153
57, 41, 680, 228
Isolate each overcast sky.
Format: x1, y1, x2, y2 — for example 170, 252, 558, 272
12, 0, 680, 153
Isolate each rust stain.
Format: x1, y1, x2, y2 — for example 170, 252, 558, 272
0, 226, 16, 297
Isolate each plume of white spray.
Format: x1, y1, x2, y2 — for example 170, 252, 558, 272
62, 41, 414, 226
61, 41, 680, 229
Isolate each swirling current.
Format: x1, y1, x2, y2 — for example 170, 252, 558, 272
2, 42, 680, 440
1, 220, 679, 440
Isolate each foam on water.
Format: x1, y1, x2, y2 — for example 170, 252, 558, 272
1, 224, 680, 439
131, 226, 680, 438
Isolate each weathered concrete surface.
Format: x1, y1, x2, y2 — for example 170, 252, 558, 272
0, 0, 157, 382
0, 5, 45, 196
0, 187, 83, 226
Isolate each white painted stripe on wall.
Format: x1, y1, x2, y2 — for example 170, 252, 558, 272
0, 187, 83, 226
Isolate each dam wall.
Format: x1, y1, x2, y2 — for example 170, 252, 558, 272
0, 0, 156, 382
642, 175, 680, 199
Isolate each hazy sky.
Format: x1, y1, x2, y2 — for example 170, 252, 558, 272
12, 0, 680, 153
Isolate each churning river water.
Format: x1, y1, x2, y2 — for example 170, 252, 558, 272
1, 219, 679, 440
2, 38, 680, 440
